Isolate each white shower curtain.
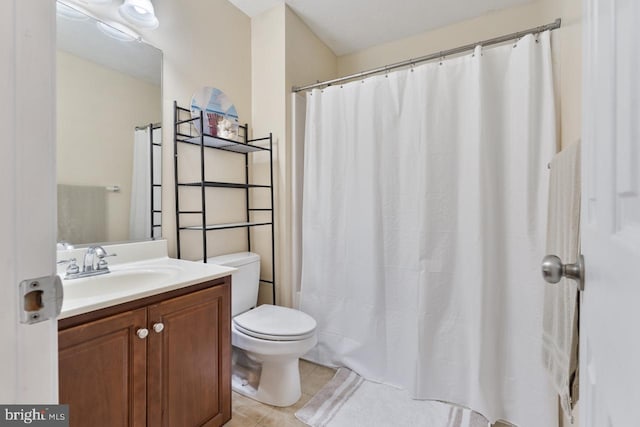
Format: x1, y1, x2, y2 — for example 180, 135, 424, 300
299, 32, 557, 427
129, 126, 161, 240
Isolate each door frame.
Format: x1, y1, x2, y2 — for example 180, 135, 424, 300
0, 0, 58, 403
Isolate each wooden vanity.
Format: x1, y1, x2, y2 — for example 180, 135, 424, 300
58, 276, 231, 427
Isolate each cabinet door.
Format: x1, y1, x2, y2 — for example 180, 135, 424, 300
59, 308, 147, 427
147, 284, 231, 427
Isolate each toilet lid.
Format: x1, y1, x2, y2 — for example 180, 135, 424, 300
233, 305, 317, 341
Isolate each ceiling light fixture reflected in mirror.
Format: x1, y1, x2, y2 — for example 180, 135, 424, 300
119, 0, 159, 29
96, 20, 141, 42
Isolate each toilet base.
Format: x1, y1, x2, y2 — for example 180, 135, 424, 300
230, 315, 317, 407
232, 356, 302, 407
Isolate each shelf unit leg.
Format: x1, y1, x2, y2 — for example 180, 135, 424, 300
173, 101, 182, 259
269, 133, 276, 306
199, 110, 207, 263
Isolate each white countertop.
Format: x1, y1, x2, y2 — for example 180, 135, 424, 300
58, 241, 236, 319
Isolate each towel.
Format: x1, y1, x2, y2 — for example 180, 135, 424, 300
542, 141, 581, 422
57, 184, 107, 245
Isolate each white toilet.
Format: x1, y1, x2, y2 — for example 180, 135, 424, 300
208, 252, 317, 407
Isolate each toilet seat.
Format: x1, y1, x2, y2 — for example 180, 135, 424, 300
233, 305, 316, 341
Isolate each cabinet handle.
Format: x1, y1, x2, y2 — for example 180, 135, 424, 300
152, 322, 164, 333
136, 328, 149, 339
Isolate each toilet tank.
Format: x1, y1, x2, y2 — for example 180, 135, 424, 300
207, 252, 260, 316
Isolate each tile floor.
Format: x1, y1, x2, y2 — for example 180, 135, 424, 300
224, 359, 336, 427
224, 359, 512, 427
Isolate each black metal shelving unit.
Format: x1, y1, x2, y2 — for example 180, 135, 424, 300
173, 101, 276, 304
148, 122, 162, 239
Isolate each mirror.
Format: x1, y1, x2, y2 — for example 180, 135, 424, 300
56, 2, 162, 247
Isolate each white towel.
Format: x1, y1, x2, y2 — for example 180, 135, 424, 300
542, 141, 581, 422
57, 184, 107, 245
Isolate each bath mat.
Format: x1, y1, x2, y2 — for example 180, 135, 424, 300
295, 368, 489, 427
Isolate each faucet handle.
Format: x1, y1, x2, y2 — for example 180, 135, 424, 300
57, 258, 79, 275
96, 252, 117, 271
93, 246, 116, 259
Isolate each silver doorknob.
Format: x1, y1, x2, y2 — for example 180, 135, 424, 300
541, 254, 585, 291
152, 322, 164, 333
136, 328, 149, 339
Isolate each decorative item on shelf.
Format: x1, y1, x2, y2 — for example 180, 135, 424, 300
217, 117, 238, 140
206, 112, 222, 136
190, 87, 240, 141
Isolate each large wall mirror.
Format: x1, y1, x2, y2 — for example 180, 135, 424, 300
56, 2, 162, 247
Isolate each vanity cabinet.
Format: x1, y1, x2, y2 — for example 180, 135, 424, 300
58, 278, 231, 427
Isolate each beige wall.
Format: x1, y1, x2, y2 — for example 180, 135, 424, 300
337, 0, 581, 150
142, 0, 253, 260
251, 5, 338, 306
57, 50, 161, 242
285, 7, 338, 92
251, 5, 287, 305
283, 7, 338, 305
143, 0, 337, 307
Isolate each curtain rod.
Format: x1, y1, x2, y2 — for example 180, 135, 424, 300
293, 18, 561, 92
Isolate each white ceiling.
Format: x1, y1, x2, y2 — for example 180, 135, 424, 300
229, 0, 535, 55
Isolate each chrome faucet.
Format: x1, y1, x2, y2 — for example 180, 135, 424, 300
59, 245, 117, 280
83, 245, 107, 272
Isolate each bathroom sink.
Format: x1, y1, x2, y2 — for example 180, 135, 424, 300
57, 251, 237, 319
63, 265, 182, 302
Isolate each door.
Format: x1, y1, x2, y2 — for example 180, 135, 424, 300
58, 309, 147, 427
581, 0, 640, 426
147, 284, 231, 427
0, 0, 58, 403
